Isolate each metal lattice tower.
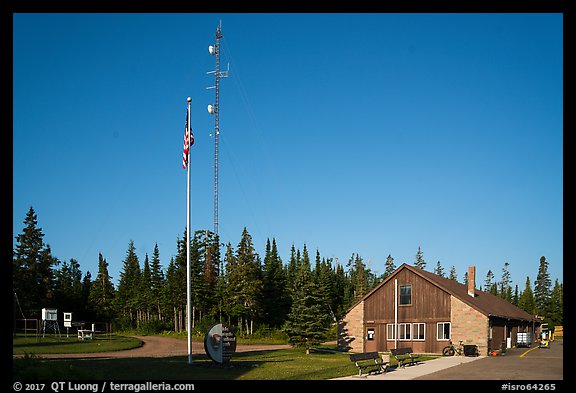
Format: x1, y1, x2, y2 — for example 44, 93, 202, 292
207, 20, 228, 237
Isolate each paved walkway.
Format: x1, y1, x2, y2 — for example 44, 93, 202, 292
333, 355, 485, 380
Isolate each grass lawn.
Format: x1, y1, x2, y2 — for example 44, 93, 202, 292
13, 339, 439, 380
13, 347, 357, 380
12, 334, 142, 355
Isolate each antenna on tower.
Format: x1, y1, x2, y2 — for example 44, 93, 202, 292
207, 20, 229, 238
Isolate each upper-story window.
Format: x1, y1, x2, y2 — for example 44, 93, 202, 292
399, 284, 412, 305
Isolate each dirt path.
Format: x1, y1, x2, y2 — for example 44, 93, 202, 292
34, 336, 291, 359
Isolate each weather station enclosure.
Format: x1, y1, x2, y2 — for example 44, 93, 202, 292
42, 308, 58, 321
41, 308, 60, 337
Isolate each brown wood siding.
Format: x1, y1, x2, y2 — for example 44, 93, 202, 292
362, 269, 452, 353
364, 269, 451, 321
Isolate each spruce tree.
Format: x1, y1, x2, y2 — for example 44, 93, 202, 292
140, 253, 152, 321
314, 252, 336, 323
228, 228, 262, 335
518, 276, 536, 315
261, 238, 287, 327
448, 265, 458, 281
53, 258, 84, 317
81, 271, 93, 320
13, 206, 59, 316
116, 240, 141, 325
348, 253, 368, 300
284, 245, 331, 353
88, 253, 116, 321
485, 270, 498, 295
164, 253, 187, 332
499, 262, 512, 302
382, 254, 396, 280
548, 279, 563, 329
285, 244, 298, 295
414, 246, 426, 270
512, 284, 519, 306
190, 231, 210, 325
150, 243, 165, 320
434, 260, 445, 277
223, 242, 238, 326
534, 256, 552, 318
333, 262, 347, 315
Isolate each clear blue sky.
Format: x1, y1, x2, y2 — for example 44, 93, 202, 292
13, 13, 563, 290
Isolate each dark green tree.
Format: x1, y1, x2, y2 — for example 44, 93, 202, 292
314, 252, 336, 323
227, 228, 262, 335
448, 265, 458, 281
261, 238, 288, 327
164, 252, 186, 332
115, 240, 141, 325
13, 207, 59, 316
534, 256, 552, 318
434, 260, 445, 277
512, 284, 519, 306
485, 270, 498, 295
139, 253, 153, 322
88, 253, 116, 321
382, 254, 396, 280
518, 276, 536, 315
285, 244, 298, 295
499, 262, 512, 302
414, 246, 426, 270
150, 243, 165, 320
548, 279, 563, 329
284, 245, 331, 353
333, 262, 347, 316
53, 258, 83, 317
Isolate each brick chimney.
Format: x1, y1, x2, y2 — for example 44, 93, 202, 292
468, 266, 476, 297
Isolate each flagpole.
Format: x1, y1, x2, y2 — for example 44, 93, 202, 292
186, 96, 192, 364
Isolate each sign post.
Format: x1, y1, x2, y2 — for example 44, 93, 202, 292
204, 323, 237, 364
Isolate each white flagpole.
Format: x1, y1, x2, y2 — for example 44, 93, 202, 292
394, 278, 398, 350
186, 97, 192, 364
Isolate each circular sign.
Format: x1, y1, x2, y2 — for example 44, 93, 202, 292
204, 323, 237, 364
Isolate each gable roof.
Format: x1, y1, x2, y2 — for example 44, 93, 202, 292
350, 263, 536, 322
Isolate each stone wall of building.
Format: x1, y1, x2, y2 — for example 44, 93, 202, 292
337, 300, 364, 352
450, 296, 489, 355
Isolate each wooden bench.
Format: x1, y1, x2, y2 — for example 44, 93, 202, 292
391, 347, 422, 368
349, 352, 389, 377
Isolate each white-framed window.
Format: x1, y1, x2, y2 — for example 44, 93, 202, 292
399, 285, 412, 305
398, 323, 411, 340
437, 322, 451, 340
413, 323, 425, 340
387, 322, 426, 341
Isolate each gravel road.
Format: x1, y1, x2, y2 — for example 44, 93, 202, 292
32, 336, 291, 359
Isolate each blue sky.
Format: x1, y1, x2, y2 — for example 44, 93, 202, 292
13, 13, 563, 289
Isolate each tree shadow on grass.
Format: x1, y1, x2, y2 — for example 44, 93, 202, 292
15, 350, 294, 380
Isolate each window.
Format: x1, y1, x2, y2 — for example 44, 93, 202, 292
413, 323, 425, 340
398, 323, 411, 340
399, 285, 412, 305
386, 324, 396, 340
437, 322, 451, 340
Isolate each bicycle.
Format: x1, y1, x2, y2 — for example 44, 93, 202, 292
442, 340, 464, 356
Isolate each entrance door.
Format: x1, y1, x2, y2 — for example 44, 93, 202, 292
365, 326, 377, 352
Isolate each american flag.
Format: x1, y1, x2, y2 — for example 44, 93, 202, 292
182, 110, 194, 169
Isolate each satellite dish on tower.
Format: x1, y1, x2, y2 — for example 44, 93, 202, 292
208, 45, 215, 55
207, 104, 215, 114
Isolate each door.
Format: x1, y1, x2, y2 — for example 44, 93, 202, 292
365, 326, 377, 352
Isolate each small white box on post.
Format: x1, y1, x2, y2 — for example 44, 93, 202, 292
64, 312, 72, 337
